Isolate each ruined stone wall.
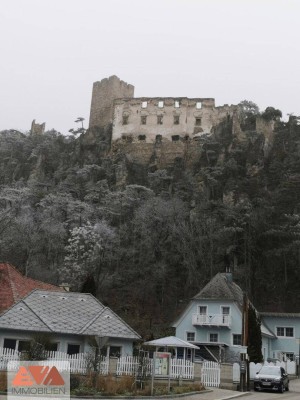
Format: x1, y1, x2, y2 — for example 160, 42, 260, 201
31, 119, 45, 135
112, 97, 237, 143
256, 117, 275, 156
89, 75, 134, 129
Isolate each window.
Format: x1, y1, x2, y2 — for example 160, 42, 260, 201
18, 341, 30, 352
195, 118, 202, 126
199, 306, 207, 315
141, 116, 147, 125
209, 333, 218, 343
158, 101, 164, 108
172, 135, 179, 142
109, 346, 121, 357
196, 102, 202, 109
156, 134, 162, 143
286, 327, 294, 337
221, 306, 230, 315
276, 327, 294, 337
157, 115, 163, 125
122, 115, 129, 125
67, 344, 80, 355
186, 332, 195, 342
285, 353, 294, 361
233, 334, 242, 346
174, 100, 180, 108
174, 115, 180, 125
3, 338, 16, 350
142, 101, 148, 108
46, 342, 58, 352
221, 306, 230, 323
138, 134, 146, 141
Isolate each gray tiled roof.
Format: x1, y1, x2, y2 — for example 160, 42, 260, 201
260, 312, 300, 318
193, 273, 244, 308
0, 290, 140, 340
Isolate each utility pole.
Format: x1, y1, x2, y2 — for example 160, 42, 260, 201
240, 293, 249, 391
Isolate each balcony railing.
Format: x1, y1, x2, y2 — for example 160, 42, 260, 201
192, 313, 231, 328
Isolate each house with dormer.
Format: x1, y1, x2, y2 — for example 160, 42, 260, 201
173, 272, 300, 363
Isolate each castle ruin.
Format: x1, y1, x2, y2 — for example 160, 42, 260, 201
87, 76, 274, 173
88, 75, 238, 145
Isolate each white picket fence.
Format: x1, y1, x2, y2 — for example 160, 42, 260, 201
233, 360, 297, 382
116, 356, 194, 379
0, 347, 20, 370
171, 358, 194, 379
0, 347, 109, 374
201, 361, 221, 388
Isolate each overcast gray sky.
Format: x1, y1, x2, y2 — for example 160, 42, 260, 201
1, 0, 299, 134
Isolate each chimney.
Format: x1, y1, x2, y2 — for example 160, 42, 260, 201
59, 283, 70, 292
225, 266, 233, 283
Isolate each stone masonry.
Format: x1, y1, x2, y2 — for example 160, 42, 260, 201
31, 119, 45, 135
89, 75, 134, 129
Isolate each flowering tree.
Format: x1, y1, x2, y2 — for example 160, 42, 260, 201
62, 220, 116, 291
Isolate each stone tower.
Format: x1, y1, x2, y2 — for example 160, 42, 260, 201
89, 75, 134, 129
31, 119, 45, 135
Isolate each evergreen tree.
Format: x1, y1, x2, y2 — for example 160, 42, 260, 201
247, 303, 263, 363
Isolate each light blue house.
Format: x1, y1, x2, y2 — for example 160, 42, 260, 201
0, 290, 140, 357
260, 312, 300, 362
173, 272, 300, 363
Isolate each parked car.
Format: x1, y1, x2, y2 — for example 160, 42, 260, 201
254, 365, 289, 393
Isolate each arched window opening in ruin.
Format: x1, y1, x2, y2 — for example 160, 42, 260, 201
141, 116, 147, 125
172, 135, 180, 142
156, 135, 162, 143
196, 102, 202, 109
174, 100, 180, 108
158, 100, 164, 108
138, 135, 146, 141
122, 115, 129, 125
142, 101, 148, 108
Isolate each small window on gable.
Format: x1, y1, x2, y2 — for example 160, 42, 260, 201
138, 134, 146, 141
158, 101, 164, 108
174, 100, 180, 108
141, 116, 147, 125
174, 115, 180, 125
196, 102, 202, 109
142, 101, 148, 108
186, 332, 195, 342
195, 118, 202, 126
157, 115, 163, 125
122, 115, 129, 125
209, 333, 218, 343
199, 306, 207, 315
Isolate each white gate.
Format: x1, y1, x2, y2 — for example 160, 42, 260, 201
201, 361, 220, 387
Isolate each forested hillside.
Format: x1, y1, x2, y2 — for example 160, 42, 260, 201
1, 108, 300, 338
